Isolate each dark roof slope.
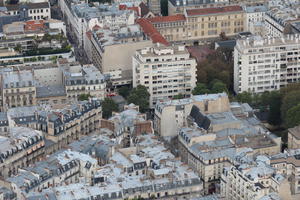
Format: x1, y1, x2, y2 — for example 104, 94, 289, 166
189, 105, 211, 130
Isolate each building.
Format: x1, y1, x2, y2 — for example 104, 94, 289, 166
132, 44, 197, 107
154, 93, 230, 137
22, 133, 203, 200
178, 101, 281, 194
233, 35, 300, 94
6, 2, 51, 20
168, 0, 230, 16
5, 149, 97, 199
1, 70, 36, 110
63, 64, 106, 100
148, 0, 161, 15
0, 127, 45, 178
100, 104, 154, 147
244, 5, 268, 35
221, 154, 290, 200
288, 126, 300, 149
148, 5, 245, 43
89, 24, 152, 86
264, 0, 300, 37
270, 149, 300, 198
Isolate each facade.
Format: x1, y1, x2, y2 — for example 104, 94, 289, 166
132, 44, 197, 107
148, 0, 161, 15
168, 0, 230, 16
100, 104, 154, 147
1, 70, 36, 110
221, 155, 290, 200
244, 5, 267, 34
0, 127, 45, 178
89, 24, 152, 86
234, 35, 300, 94
6, 2, 51, 20
270, 149, 300, 198
154, 93, 230, 137
63, 64, 106, 100
148, 5, 245, 43
288, 126, 300, 149
6, 149, 97, 199
178, 101, 281, 194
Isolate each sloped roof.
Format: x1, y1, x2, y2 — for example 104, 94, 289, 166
186, 5, 243, 16
148, 14, 186, 23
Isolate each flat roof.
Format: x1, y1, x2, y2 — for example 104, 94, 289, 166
186, 5, 243, 17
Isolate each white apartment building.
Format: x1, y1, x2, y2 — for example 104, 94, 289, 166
132, 44, 197, 107
244, 5, 268, 35
6, 2, 51, 20
234, 35, 300, 94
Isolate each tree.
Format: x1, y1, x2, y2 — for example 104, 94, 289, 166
268, 91, 282, 125
236, 91, 253, 104
118, 86, 131, 99
78, 94, 91, 101
211, 80, 228, 93
286, 103, 300, 128
192, 83, 210, 95
160, 0, 168, 16
220, 32, 229, 41
281, 90, 300, 127
127, 85, 150, 113
102, 98, 119, 119
14, 44, 22, 53
173, 93, 184, 99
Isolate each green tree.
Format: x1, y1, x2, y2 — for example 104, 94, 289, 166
78, 94, 91, 101
127, 85, 150, 113
281, 90, 300, 127
173, 93, 184, 99
286, 103, 300, 128
236, 91, 252, 104
161, 0, 168, 16
14, 44, 22, 53
211, 80, 228, 93
192, 83, 210, 95
118, 86, 131, 99
102, 98, 119, 119
268, 91, 282, 125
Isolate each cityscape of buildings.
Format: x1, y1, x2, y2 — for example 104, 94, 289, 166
0, 0, 300, 199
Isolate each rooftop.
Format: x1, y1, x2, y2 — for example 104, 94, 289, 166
186, 5, 243, 17
289, 125, 300, 140
36, 85, 66, 98
148, 14, 186, 23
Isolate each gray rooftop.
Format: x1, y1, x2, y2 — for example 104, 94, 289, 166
36, 85, 66, 98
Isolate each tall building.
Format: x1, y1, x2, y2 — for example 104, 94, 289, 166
132, 44, 197, 107
234, 35, 300, 94
148, 0, 161, 15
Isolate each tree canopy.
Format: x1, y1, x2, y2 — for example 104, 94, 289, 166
127, 85, 150, 113
102, 98, 119, 119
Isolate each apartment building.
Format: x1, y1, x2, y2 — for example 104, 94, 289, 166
148, 0, 161, 15
3, 98, 102, 150
244, 5, 267, 35
132, 44, 197, 107
234, 35, 300, 94
288, 125, 300, 149
265, 1, 300, 37
270, 149, 300, 198
178, 102, 281, 194
6, 2, 51, 20
100, 104, 153, 147
0, 127, 45, 178
5, 149, 97, 199
89, 24, 152, 86
168, 0, 230, 16
221, 155, 290, 200
63, 65, 106, 100
1, 70, 36, 110
149, 5, 245, 43
154, 93, 230, 137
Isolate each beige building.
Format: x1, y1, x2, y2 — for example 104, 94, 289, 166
1, 70, 36, 110
221, 157, 290, 200
288, 126, 300, 149
168, 0, 230, 16
0, 127, 45, 178
89, 25, 152, 86
149, 5, 245, 43
132, 44, 197, 107
154, 93, 230, 137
